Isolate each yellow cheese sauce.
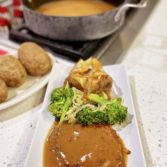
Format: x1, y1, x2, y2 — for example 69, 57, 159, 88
36, 0, 114, 16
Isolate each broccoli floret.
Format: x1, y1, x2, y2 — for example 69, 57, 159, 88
92, 111, 107, 124
105, 99, 127, 125
51, 87, 65, 103
76, 107, 106, 125
48, 101, 64, 119
76, 107, 93, 125
48, 83, 74, 123
76, 94, 127, 125
49, 85, 127, 125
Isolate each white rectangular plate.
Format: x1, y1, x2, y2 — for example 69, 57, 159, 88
24, 62, 146, 167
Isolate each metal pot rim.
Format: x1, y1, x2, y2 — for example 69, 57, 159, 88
22, 0, 121, 19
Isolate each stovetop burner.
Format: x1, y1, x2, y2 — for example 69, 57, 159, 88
9, 26, 111, 60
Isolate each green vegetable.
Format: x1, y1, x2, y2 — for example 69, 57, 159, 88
49, 85, 128, 125
104, 99, 127, 125
76, 107, 106, 125
76, 94, 127, 125
48, 83, 74, 123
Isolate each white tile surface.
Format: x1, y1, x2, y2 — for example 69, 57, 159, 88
0, 105, 41, 167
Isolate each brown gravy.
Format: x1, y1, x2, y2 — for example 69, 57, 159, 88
36, 0, 114, 17
44, 123, 130, 167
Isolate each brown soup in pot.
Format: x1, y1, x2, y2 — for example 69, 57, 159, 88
36, 0, 114, 17
44, 122, 130, 167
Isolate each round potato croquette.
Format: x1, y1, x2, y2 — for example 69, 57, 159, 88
0, 78, 8, 103
18, 42, 52, 76
0, 55, 27, 87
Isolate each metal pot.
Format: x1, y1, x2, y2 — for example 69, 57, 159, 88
22, 0, 147, 41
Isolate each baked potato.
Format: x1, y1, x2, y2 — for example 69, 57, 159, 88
0, 78, 8, 103
18, 42, 52, 76
0, 55, 27, 87
65, 58, 112, 97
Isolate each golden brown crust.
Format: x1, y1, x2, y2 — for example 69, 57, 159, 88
65, 58, 112, 97
0, 55, 27, 87
18, 42, 52, 76
0, 78, 8, 103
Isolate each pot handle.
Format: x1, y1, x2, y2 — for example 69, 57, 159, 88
114, 0, 148, 22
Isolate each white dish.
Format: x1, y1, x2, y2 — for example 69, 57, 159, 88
24, 62, 147, 167
0, 44, 53, 110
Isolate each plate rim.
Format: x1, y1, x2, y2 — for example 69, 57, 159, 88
0, 74, 50, 110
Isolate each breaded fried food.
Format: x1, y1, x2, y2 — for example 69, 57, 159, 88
0, 78, 8, 103
0, 55, 27, 87
65, 58, 112, 97
18, 42, 52, 76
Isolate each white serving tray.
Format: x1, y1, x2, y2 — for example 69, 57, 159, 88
24, 62, 147, 167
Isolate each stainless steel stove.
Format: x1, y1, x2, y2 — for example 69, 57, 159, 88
9, 25, 114, 60
1, 0, 158, 63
